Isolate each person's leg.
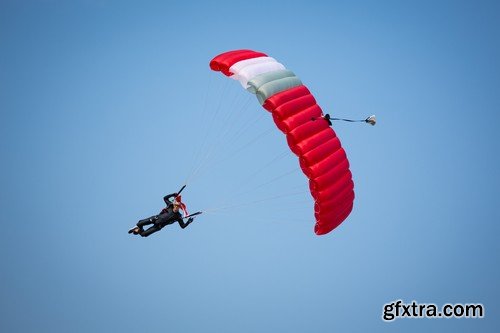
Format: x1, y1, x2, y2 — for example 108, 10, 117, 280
139, 224, 161, 237
137, 215, 158, 229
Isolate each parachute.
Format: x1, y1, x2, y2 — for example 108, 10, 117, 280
210, 50, 354, 235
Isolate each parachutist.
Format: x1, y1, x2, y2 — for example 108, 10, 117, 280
128, 191, 196, 237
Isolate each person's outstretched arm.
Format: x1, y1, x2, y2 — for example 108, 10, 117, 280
163, 193, 177, 205
178, 217, 194, 229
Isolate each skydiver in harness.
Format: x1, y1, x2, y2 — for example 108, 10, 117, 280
128, 186, 202, 237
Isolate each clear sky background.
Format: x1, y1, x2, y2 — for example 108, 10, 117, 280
1, 0, 499, 332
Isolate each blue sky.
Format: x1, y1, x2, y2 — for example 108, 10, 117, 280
1, 0, 499, 332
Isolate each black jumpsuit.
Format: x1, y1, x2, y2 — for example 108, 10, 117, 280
136, 193, 192, 237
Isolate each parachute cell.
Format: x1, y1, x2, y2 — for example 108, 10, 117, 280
210, 50, 355, 235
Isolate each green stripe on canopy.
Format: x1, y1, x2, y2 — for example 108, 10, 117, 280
246, 70, 296, 93
255, 76, 303, 104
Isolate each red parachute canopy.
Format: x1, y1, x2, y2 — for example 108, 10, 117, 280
210, 50, 354, 235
